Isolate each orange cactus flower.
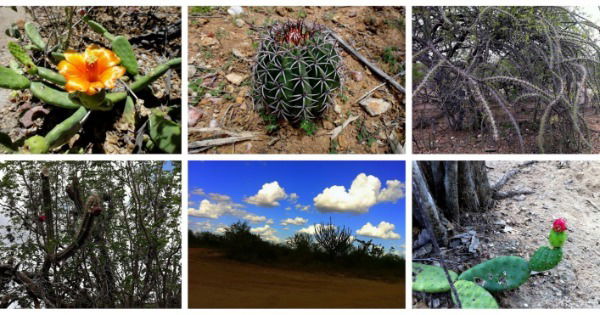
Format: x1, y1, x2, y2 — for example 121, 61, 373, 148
57, 45, 126, 96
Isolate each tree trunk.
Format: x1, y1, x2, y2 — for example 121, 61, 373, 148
413, 161, 493, 246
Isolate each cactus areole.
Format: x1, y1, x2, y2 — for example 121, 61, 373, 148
252, 20, 342, 123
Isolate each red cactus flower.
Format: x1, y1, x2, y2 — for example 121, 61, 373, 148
552, 218, 567, 232
38, 215, 46, 222
91, 205, 103, 216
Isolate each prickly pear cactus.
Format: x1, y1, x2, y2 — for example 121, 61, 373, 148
458, 256, 530, 292
452, 280, 499, 309
529, 246, 562, 271
412, 263, 458, 293
252, 20, 342, 123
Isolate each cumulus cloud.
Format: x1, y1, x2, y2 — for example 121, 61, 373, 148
280, 217, 308, 226
245, 181, 287, 207
298, 224, 328, 235
377, 180, 405, 202
356, 221, 401, 240
188, 196, 271, 224
215, 226, 227, 234
250, 225, 280, 242
313, 173, 405, 213
266, 219, 274, 224
208, 193, 232, 202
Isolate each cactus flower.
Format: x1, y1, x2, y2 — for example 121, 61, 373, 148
38, 215, 46, 222
552, 218, 567, 232
57, 45, 125, 96
549, 218, 568, 248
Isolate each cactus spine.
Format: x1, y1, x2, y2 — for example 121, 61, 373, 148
252, 20, 341, 123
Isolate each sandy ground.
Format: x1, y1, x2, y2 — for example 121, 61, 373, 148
188, 248, 405, 308
188, 6, 405, 154
484, 161, 600, 308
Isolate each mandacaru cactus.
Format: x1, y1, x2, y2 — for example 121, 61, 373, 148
412, 218, 568, 308
0, 17, 181, 153
252, 20, 342, 124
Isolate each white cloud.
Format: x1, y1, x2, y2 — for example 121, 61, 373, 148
313, 173, 405, 213
188, 199, 228, 219
280, 217, 308, 226
250, 224, 280, 242
377, 180, 405, 202
266, 219, 274, 224
356, 221, 401, 240
298, 224, 327, 235
243, 213, 268, 223
191, 188, 205, 195
208, 193, 232, 202
188, 200, 196, 206
285, 207, 291, 211
245, 181, 287, 207
215, 226, 227, 234
288, 193, 299, 202
295, 204, 310, 211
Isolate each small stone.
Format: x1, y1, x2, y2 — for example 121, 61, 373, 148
188, 65, 197, 78
334, 104, 342, 114
234, 18, 245, 28
188, 107, 203, 126
227, 6, 243, 16
348, 10, 357, 18
209, 119, 219, 128
225, 73, 247, 85
350, 71, 363, 81
232, 48, 247, 59
276, 7, 287, 16
323, 121, 334, 130
359, 97, 392, 116
200, 34, 219, 46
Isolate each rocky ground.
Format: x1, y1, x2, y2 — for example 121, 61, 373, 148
0, 6, 181, 153
413, 161, 600, 308
188, 6, 405, 154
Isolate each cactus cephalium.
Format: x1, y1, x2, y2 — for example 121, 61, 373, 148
252, 20, 342, 123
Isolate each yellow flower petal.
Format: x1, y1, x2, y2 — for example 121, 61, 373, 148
99, 66, 126, 89
86, 81, 105, 96
64, 75, 90, 93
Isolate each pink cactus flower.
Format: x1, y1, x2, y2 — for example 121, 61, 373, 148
552, 218, 567, 232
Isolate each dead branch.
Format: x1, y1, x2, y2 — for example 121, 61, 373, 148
493, 189, 534, 200
330, 32, 405, 93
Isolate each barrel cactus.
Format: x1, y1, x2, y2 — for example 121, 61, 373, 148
252, 20, 342, 123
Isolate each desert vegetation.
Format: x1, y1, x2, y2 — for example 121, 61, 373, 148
0, 161, 181, 308
413, 7, 600, 153
189, 219, 404, 280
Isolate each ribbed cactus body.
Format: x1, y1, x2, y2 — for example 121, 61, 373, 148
252, 20, 342, 122
529, 246, 562, 271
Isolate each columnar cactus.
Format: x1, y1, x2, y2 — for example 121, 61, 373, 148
252, 20, 342, 123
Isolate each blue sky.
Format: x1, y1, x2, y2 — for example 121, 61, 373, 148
188, 161, 406, 255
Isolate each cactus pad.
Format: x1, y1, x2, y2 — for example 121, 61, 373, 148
148, 109, 181, 153
8, 41, 37, 74
452, 280, 499, 309
549, 230, 567, 248
24, 22, 46, 50
412, 263, 458, 293
112, 36, 139, 75
37, 67, 66, 86
458, 256, 530, 292
252, 20, 341, 122
529, 246, 562, 271
0, 65, 30, 89
30, 82, 81, 109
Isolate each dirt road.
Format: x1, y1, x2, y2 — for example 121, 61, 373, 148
188, 248, 405, 308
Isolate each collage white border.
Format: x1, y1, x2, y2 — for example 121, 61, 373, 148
1, 0, 599, 313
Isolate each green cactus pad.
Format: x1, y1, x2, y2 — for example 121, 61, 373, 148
23, 135, 49, 154
458, 256, 530, 292
8, 41, 37, 74
0, 65, 30, 89
412, 263, 458, 293
37, 67, 66, 86
84, 17, 116, 41
452, 280, 499, 309
529, 246, 562, 271
24, 22, 46, 50
112, 36, 138, 75
30, 82, 81, 109
148, 109, 181, 153
44, 107, 88, 150
72, 91, 114, 111
549, 230, 567, 248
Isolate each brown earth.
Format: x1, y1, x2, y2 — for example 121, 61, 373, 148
413, 101, 600, 154
188, 6, 405, 154
413, 161, 600, 308
189, 248, 405, 308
